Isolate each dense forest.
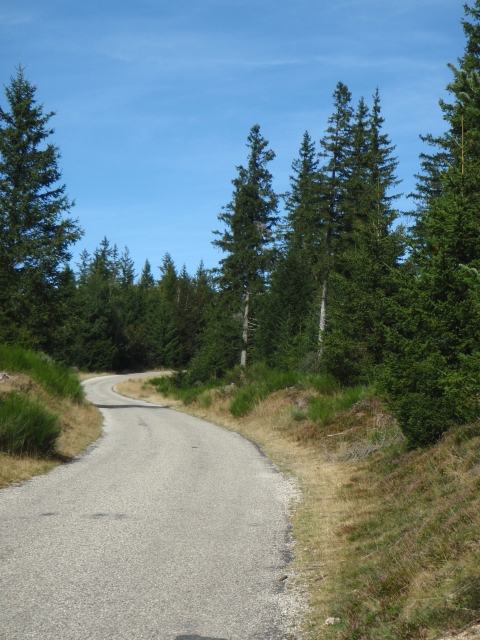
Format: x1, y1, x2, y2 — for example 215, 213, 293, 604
2, 1, 480, 448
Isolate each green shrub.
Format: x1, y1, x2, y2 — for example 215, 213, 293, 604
378, 344, 480, 447
291, 408, 307, 421
0, 345, 83, 400
307, 396, 337, 426
0, 392, 61, 454
148, 376, 172, 394
151, 364, 372, 424
197, 392, 212, 409
229, 389, 258, 417
299, 373, 340, 394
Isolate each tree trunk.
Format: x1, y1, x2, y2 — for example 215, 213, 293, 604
240, 291, 250, 367
318, 279, 327, 350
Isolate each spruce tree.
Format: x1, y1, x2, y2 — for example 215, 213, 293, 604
323, 92, 404, 384
259, 131, 319, 368
316, 82, 353, 350
144, 288, 181, 368
0, 67, 82, 350
380, 1, 480, 446
71, 239, 122, 370
213, 124, 278, 367
139, 259, 155, 290
283, 131, 322, 264
158, 253, 178, 304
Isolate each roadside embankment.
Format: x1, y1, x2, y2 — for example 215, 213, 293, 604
0, 346, 102, 488
116, 371, 480, 640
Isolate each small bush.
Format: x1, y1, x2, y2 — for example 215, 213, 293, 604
291, 408, 307, 421
148, 376, 172, 394
378, 342, 480, 447
170, 370, 188, 388
229, 389, 258, 417
307, 396, 337, 426
197, 393, 212, 409
299, 373, 340, 395
0, 345, 83, 400
0, 392, 61, 454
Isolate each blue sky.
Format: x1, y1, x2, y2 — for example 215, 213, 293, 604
0, 0, 465, 277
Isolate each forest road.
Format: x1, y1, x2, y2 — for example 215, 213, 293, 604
0, 373, 294, 640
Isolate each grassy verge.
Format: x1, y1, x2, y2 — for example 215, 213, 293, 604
0, 347, 102, 488
116, 369, 480, 640
0, 345, 83, 400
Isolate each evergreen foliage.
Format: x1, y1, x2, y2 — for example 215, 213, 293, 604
322, 91, 404, 384
260, 131, 319, 370
211, 124, 278, 368
379, 1, 480, 446
0, 67, 82, 351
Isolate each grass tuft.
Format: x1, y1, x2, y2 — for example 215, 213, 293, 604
307, 385, 370, 427
0, 391, 61, 454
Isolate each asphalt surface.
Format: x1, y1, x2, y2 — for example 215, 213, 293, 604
0, 373, 294, 640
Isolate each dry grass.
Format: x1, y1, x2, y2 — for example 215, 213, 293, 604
437, 623, 480, 639
113, 377, 180, 406
0, 373, 102, 488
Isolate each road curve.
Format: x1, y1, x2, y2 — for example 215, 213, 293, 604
0, 373, 294, 640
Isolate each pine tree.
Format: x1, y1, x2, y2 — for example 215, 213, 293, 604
316, 82, 354, 350
144, 288, 181, 368
213, 124, 278, 367
158, 253, 178, 304
0, 66, 82, 349
283, 131, 321, 264
323, 92, 404, 384
118, 246, 135, 287
380, 1, 480, 446
139, 259, 155, 290
259, 131, 319, 368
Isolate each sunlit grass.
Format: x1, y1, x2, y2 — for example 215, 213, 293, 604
0, 345, 83, 400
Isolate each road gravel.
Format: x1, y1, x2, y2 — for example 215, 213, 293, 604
0, 373, 295, 639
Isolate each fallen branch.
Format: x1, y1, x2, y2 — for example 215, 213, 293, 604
326, 427, 355, 437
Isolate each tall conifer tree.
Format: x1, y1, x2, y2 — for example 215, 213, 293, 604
381, 1, 480, 445
324, 92, 403, 383
316, 82, 353, 350
213, 124, 278, 367
0, 67, 82, 349
258, 131, 320, 368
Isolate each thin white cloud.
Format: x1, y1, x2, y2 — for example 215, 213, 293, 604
0, 12, 33, 26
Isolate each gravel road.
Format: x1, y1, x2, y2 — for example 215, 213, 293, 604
0, 373, 295, 640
